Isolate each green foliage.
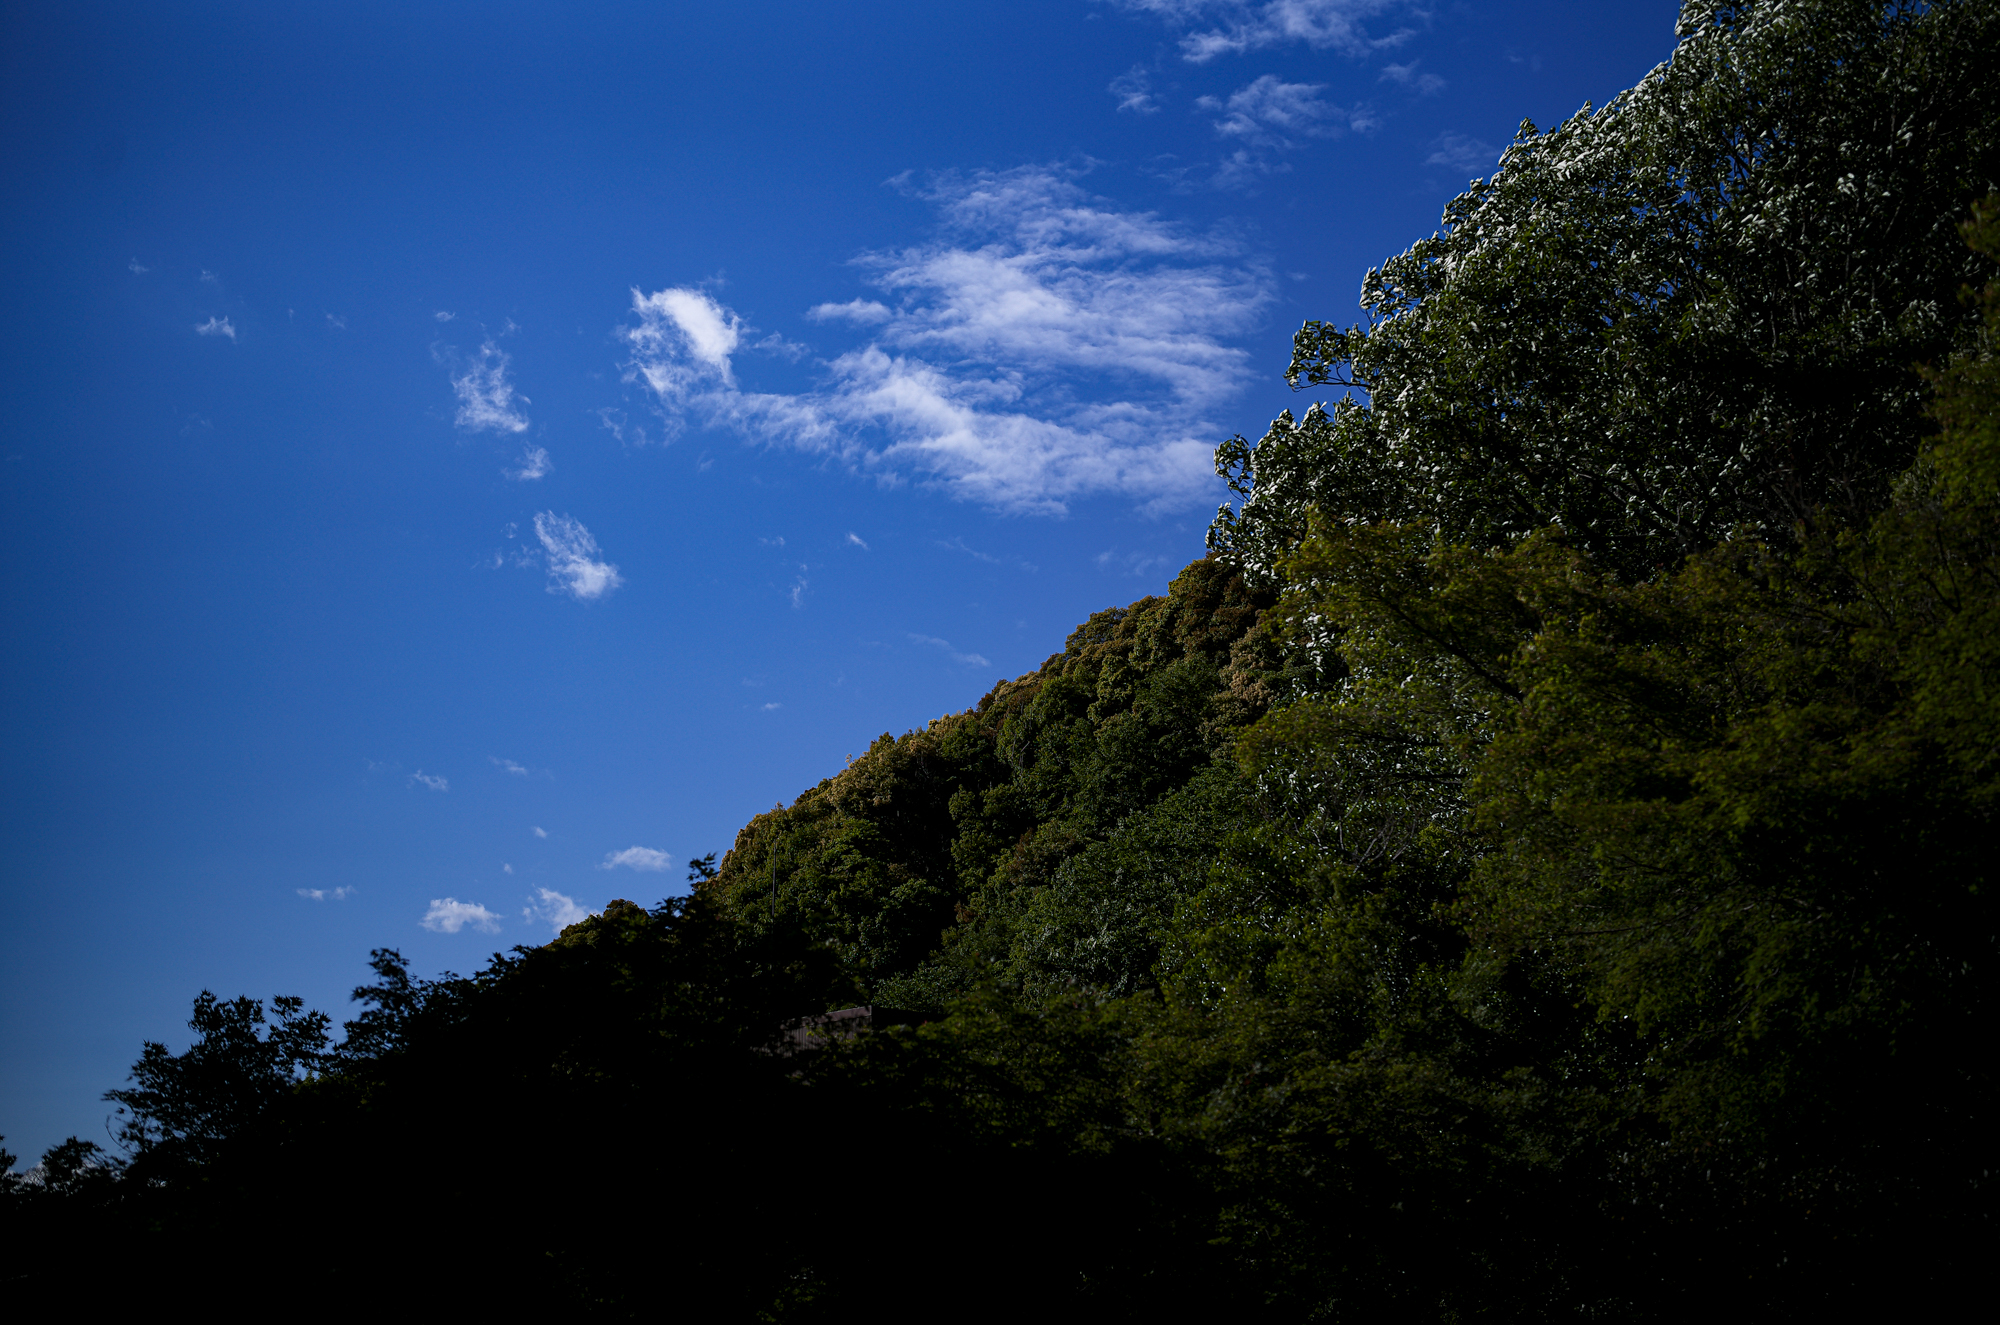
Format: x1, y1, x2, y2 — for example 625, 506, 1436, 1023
1141, 186, 2000, 1311
1212, 0, 2000, 581
706, 555, 1287, 1004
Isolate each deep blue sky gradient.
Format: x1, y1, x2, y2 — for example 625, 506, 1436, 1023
1, 0, 1679, 1164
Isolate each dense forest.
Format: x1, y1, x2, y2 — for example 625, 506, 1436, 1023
7, 1, 1997, 1316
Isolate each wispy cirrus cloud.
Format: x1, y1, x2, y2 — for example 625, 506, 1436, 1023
1196, 76, 1377, 188
410, 770, 449, 792
1110, 0, 1413, 63
490, 757, 529, 776
910, 634, 990, 667
421, 898, 502, 933
297, 886, 353, 901
533, 512, 622, 601
194, 316, 237, 341
1426, 131, 1499, 174
601, 846, 671, 872
524, 887, 592, 932
1109, 65, 1160, 113
506, 445, 552, 481
1380, 59, 1444, 94
619, 166, 1271, 514
807, 298, 892, 326
1202, 76, 1363, 147
442, 339, 530, 433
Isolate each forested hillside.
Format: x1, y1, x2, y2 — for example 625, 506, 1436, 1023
7, 2, 1997, 1317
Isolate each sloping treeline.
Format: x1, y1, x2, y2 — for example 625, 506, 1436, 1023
7, 2, 1997, 1316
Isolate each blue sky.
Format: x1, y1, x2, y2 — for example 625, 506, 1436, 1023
0, 0, 1679, 1163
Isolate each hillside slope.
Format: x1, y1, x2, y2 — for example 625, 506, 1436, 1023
703, 555, 1293, 1006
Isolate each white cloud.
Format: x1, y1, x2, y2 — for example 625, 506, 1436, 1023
326, 313, 347, 330
1379, 60, 1444, 94
502, 864, 513, 874
435, 310, 455, 322
533, 511, 623, 600
490, 757, 529, 776
846, 532, 869, 549
532, 826, 548, 838
506, 445, 552, 480
297, 886, 353, 901
1109, 65, 1160, 113
789, 575, 808, 609
620, 166, 1271, 514
524, 887, 592, 932
1096, 547, 1180, 579
410, 771, 449, 792
807, 298, 893, 324
444, 340, 530, 433
1112, 0, 1410, 63
128, 259, 149, 274
421, 898, 502, 934
601, 846, 671, 872
1426, 131, 1499, 174
1199, 75, 1365, 149
762, 701, 782, 711
621, 288, 741, 438
595, 406, 650, 445
194, 316, 236, 341
200, 269, 218, 283
911, 633, 991, 667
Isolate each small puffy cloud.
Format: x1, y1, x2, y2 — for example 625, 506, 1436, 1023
435, 310, 455, 322
491, 757, 529, 776
194, 316, 236, 341
762, 702, 782, 711
911, 634, 991, 667
525, 887, 592, 932
297, 886, 353, 901
200, 269, 218, 283
532, 826, 548, 838
807, 298, 893, 324
502, 864, 514, 874
533, 512, 623, 600
845, 532, 869, 549
1114, 0, 1410, 63
1109, 65, 1159, 113
129, 259, 149, 274
789, 576, 808, 609
506, 445, 552, 481
421, 898, 503, 934
601, 846, 671, 872
1379, 60, 1443, 94
410, 771, 449, 791
444, 340, 530, 433
1426, 131, 1499, 174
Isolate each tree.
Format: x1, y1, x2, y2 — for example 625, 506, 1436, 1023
1211, 0, 2000, 583
105, 990, 331, 1176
